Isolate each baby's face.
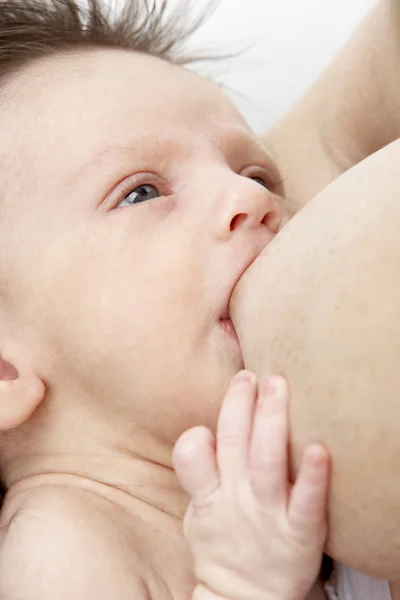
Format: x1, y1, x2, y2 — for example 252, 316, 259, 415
0, 49, 281, 442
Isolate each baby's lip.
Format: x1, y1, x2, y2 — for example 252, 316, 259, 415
219, 292, 233, 323
220, 306, 230, 320
218, 315, 240, 344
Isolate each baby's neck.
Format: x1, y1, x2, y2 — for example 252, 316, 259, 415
3, 397, 189, 522
4, 445, 188, 523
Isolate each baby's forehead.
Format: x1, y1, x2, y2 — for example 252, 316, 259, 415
3, 48, 248, 141
1, 48, 254, 186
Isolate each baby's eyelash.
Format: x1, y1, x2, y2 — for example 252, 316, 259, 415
112, 172, 168, 206
116, 173, 159, 196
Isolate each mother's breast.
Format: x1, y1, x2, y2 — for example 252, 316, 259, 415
230, 139, 400, 580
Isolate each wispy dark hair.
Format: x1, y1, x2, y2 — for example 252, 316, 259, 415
0, 0, 211, 85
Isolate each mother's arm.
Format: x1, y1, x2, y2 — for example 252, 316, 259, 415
264, 0, 400, 215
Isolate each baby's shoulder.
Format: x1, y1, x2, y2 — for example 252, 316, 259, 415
0, 486, 151, 600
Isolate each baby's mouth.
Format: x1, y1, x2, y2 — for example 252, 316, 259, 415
218, 315, 240, 344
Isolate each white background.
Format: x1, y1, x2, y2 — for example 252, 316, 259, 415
167, 0, 377, 133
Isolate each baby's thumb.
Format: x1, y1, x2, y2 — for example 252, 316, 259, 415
172, 426, 219, 503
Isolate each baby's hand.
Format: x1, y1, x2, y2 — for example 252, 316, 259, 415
173, 371, 329, 600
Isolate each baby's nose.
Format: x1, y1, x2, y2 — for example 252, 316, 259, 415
215, 181, 282, 242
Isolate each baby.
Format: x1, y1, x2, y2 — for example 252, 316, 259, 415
0, 0, 329, 598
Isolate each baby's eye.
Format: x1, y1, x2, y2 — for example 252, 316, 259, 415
251, 176, 269, 189
118, 184, 160, 208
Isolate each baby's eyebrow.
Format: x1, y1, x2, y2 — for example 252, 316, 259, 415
68, 138, 150, 185
66, 132, 174, 190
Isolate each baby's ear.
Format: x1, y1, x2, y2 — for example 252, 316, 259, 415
0, 355, 45, 430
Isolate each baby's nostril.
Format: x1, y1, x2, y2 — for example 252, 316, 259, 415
230, 213, 247, 231
262, 210, 282, 233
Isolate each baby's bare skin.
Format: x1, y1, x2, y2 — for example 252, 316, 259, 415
0, 43, 281, 599
0, 374, 329, 600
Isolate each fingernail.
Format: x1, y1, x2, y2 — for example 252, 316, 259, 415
305, 444, 327, 468
263, 375, 286, 398
234, 370, 255, 384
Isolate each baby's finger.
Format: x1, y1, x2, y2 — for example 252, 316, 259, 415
182, 502, 194, 538
249, 376, 289, 507
217, 370, 256, 487
288, 444, 329, 541
173, 426, 219, 504
192, 583, 221, 600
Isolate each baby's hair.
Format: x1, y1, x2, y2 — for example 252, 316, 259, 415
0, 0, 210, 87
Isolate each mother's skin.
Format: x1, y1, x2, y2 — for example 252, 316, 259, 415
232, 0, 400, 581
265, 0, 400, 215
232, 139, 400, 580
